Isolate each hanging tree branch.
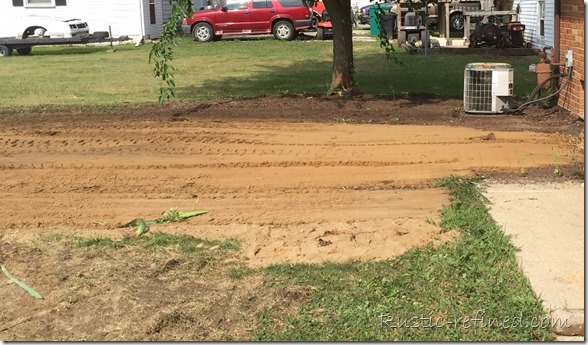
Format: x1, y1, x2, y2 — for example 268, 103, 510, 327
149, 0, 193, 104
374, 2, 402, 65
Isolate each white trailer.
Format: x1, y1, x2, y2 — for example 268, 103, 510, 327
0, 0, 175, 41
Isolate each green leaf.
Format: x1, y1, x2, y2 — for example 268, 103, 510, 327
2, 265, 42, 299
149, 0, 193, 103
136, 219, 149, 236
120, 217, 142, 228
122, 208, 208, 235
178, 210, 209, 219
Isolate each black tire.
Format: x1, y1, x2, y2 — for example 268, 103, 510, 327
92, 31, 110, 39
316, 27, 325, 40
468, 37, 477, 48
273, 20, 295, 41
0, 45, 12, 57
16, 47, 32, 56
310, 13, 320, 30
450, 13, 464, 32
192, 22, 214, 42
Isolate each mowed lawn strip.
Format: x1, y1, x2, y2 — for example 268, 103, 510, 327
0, 37, 537, 109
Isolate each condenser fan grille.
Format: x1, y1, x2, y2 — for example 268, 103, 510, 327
464, 70, 493, 112
463, 63, 513, 114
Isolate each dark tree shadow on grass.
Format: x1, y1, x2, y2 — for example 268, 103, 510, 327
175, 47, 537, 104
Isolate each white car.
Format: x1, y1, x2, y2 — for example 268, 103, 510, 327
0, 15, 90, 39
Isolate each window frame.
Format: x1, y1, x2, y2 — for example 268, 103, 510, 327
149, 0, 157, 24
24, 0, 55, 8
538, 0, 545, 38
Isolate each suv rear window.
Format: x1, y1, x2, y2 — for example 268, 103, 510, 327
253, 0, 273, 8
277, 0, 306, 7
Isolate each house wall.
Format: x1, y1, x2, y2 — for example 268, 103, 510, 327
163, 0, 173, 19
143, 0, 174, 39
557, 0, 584, 117
512, 0, 554, 49
1, 0, 175, 40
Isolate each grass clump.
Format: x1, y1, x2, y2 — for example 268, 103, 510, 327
253, 176, 552, 341
73, 231, 239, 254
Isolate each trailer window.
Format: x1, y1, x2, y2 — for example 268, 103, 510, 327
25, 0, 54, 7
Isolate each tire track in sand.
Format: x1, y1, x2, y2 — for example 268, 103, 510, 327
0, 120, 577, 265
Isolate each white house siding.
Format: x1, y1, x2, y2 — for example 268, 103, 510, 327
69, 0, 143, 37
0, 0, 175, 39
141, 0, 166, 39
513, 0, 555, 50
542, 0, 554, 48
162, 0, 173, 19
154, 0, 175, 38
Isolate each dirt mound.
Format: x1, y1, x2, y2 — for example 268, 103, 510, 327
0, 96, 582, 266
0, 95, 583, 341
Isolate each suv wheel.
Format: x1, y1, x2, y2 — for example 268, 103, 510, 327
273, 20, 296, 41
450, 13, 464, 31
192, 23, 214, 42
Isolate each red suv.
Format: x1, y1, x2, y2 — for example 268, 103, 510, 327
182, 0, 313, 42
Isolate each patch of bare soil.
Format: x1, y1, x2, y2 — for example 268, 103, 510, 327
0, 231, 301, 341
0, 95, 583, 340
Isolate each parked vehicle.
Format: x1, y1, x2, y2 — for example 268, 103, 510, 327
468, 20, 526, 48
358, 0, 481, 32
0, 32, 128, 57
358, 2, 396, 25
0, 15, 90, 39
181, 0, 313, 42
425, 1, 482, 31
316, 9, 332, 40
358, 4, 370, 24
316, 7, 358, 40
310, 0, 326, 29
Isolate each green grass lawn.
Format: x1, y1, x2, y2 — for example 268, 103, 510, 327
41, 178, 552, 341
252, 177, 553, 341
0, 36, 555, 340
0, 36, 538, 108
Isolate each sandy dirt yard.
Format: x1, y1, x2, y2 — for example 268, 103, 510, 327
0, 95, 584, 340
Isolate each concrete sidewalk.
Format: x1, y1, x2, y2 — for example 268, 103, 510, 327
484, 181, 584, 339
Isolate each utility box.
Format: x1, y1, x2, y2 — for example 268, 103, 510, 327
536, 62, 551, 88
464, 63, 514, 114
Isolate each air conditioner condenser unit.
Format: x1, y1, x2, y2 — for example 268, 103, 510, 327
464, 63, 514, 114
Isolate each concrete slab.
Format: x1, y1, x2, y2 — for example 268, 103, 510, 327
484, 181, 585, 337
556, 335, 585, 341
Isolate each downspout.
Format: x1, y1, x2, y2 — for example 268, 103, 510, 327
138, 0, 147, 42
553, 0, 560, 65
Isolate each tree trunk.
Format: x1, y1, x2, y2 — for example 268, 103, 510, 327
323, 0, 355, 92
